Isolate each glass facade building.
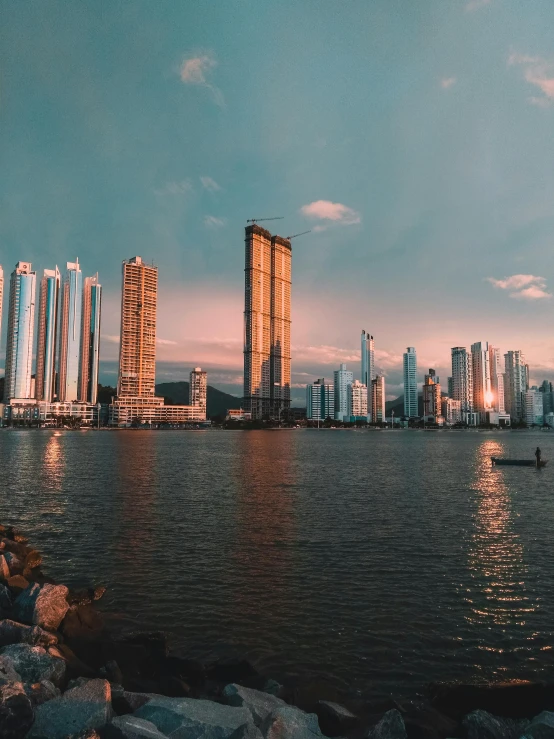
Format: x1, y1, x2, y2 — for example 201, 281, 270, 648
58, 260, 83, 402
3, 262, 36, 401
403, 347, 418, 418
79, 275, 102, 404
36, 268, 61, 402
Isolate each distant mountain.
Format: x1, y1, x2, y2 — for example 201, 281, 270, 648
386, 392, 447, 417
155, 382, 240, 418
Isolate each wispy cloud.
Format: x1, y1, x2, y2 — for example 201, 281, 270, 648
509, 53, 554, 107
440, 77, 457, 89
155, 180, 193, 196
200, 176, 221, 192
487, 274, 552, 300
157, 338, 178, 346
179, 54, 224, 107
465, 0, 491, 11
204, 215, 226, 228
300, 200, 361, 226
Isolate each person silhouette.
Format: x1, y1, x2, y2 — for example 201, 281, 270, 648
535, 446, 542, 465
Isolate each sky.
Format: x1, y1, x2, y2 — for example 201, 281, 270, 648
2, 0, 554, 404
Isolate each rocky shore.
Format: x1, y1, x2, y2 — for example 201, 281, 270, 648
1, 525, 554, 738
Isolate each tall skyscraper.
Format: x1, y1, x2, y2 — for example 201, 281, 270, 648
488, 345, 505, 414
504, 350, 527, 421
348, 380, 368, 419
58, 260, 83, 402
36, 267, 61, 402
79, 274, 102, 404
0, 265, 4, 343
189, 367, 207, 417
306, 379, 334, 421
361, 330, 375, 385
451, 347, 472, 414
334, 363, 353, 421
403, 347, 417, 417
471, 341, 491, 416
243, 225, 291, 419
423, 369, 441, 420
117, 256, 158, 398
371, 375, 386, 423
3, 262, 36, 402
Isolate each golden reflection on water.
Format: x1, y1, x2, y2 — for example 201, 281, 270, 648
466, 439, 536, 627
39, 433, 66, 515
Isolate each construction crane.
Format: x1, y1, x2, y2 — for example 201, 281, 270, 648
246, 217, 284, 224
285, 230, 311, 240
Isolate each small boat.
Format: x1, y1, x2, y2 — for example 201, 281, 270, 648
491, 457, 548, 467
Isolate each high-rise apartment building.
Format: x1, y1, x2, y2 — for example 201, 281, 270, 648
58, 260, 83, 402
348, 380, 368, 419
423, 369, 441, 421
442, 398, 462, 425
361, 330, 375, 385
189, 367, 207, 417
334, 363, 353, 421
79, 274, 102, 404
36, 268, 61, 402
243, 225, 291, 420
488, 345, 505, 414
451, 347, 472, 414
0, 265, 3, 343
540, 380, 554, 416
306, 379, 334, 421
525, 388, 544, 426
471, 341, 491, 417
3, 262, 36, 402
504, 350, 527, 421
371, 375, 386, 423
117, 256, 158, 398
403, 347, 417, 417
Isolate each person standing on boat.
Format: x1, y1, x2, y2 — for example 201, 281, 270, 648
535, 446, 542, 465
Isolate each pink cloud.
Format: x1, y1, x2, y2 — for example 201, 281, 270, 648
487, 274, 551, 300
509, 53, 554, 106
440, 77, 457, 89
300, 200, 360, 225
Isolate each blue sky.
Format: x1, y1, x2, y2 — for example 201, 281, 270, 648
2, 0, 554, 403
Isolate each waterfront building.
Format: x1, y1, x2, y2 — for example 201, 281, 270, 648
488, 345, 505, 414
471, 341, 492, 421
58, 260, 83, 402
348, 380, 368, 420
3, 262, 36, 402
334, 363, 353, 421
226, 408, 252, 421
504, 350, 527, 421
243, 224, 291, 420
371, 375, 386, 423
35, 268, 61, 402
423, 369, 442, 421
189, 367, 207, 418
451, 347, 472, 415
539, 380, 554, 416
403, 347, 417, 417
442, 398, 461, 425
79, 274, 102, 404
525, 388, 544, 426
306, 379, 334, 421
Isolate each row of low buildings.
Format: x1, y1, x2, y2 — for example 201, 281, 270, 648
0, 257, 208, 426
306, 366, 386, 423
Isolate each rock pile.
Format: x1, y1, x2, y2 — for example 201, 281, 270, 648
1, 522, 554, 737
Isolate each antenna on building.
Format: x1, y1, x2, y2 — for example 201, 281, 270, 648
285, 231, 311, 240
246, 217, 284, 223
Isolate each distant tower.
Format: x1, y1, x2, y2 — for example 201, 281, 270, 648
471, 341, 491, 418
403, 347, 417, 417
79, 274, 102, 404
348, 379, 368, 419
189, 367, 207, 418
306, 379, 334, 421
451, 347, 472, 415
3, 262, 36, 402
488, 345, 505, 414
36, 267, 61, 402
371, 375, 386, 423
361, 330, 375, 385
58, 260, 83, 402
423, 369, 441, 421
334, 363, 353, 421
504, 350, 527, 421
117, 256, 158, 398
243, 225, 291, 420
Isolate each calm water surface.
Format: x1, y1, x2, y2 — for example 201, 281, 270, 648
1, 428, 554, 698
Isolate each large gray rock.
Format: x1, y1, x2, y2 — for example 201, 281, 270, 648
0, 655, 22, 685
3, 553, 23, 577
108, 714, 168, 738
522, 711, 554, 738
28, 678, 113, 738
0, 585, 13, 612
229, 723, 263, 739
463, 709, 529, 739
1, 643, 65, 685
25, 678, 61, 706
222, 683, 286, 726
0, 681, 35, 738
0, 619, 57, 648
317, 700, 358, 736
14, 583, 69, 631
368, 709, 407, 739
134, 695, 253, 739
261, 706, 323, 739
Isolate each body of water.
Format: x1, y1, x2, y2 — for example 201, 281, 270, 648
1, 428, 554, 698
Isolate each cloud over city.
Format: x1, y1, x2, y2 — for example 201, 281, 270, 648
508, 53, 554, 106
487, 274, 552, 300
179, 53, 224, 107
300, 200, 361, 226
200, 176, 221, 192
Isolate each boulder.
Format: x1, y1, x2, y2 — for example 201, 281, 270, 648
28, 678, 113, 738
0, 681, 35, 738
229, 723, 264, 739
114, 690, 154, 714
463, 709, 528, 739
521, 710, 554, 738
223, 683, 286, 726
1, 643, 66, 685
0, 538, 28, 558
24, 550, 42, 570
25, 679, 61, 706
14, 583, 69, 631
0, 619, 58, 648
107, 714, 168, 738
0, 556, 10, 581
134, 695, 253, 738
399, 699, 459, 739
60, 604, 107, 669
261, 705, 323, 739
368, 709, 407, 739
263, 679, 283, 697
0, 655, 23, 685
317, 700, 358, 736
0, 585, 13, 612
93, 585, 106, 601
50, 643, 97, 679
6, 576, 28, 596
3, 553, 23, 577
